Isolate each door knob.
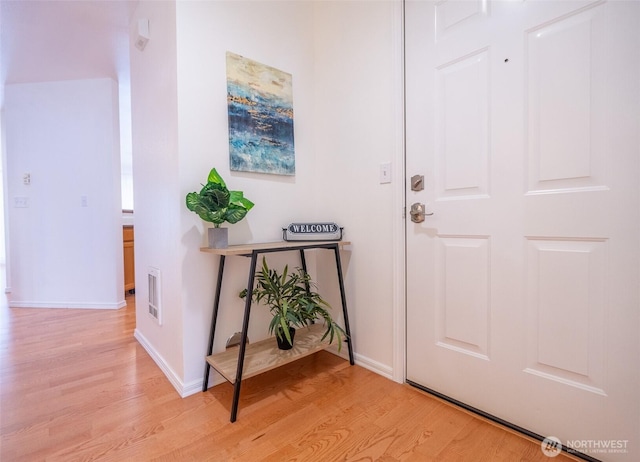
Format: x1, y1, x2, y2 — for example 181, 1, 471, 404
410, 202, 433, 223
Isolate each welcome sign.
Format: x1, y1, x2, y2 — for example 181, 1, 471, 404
283, 222, 343, 241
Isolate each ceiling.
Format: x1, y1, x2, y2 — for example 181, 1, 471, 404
1, 0, 138, 86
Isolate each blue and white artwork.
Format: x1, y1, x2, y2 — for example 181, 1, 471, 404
226, 52, 295, 175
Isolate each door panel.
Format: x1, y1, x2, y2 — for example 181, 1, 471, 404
526, 4, 608, 194
405, 1, 639, 460
524, 237, 607, 394
436, 235, 490, 359
436, 48, 490, 199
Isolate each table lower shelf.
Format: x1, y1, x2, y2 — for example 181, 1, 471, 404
206, 323, 338, 384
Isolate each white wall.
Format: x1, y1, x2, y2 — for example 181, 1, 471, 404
312, 1, 404, 378
130, 0, 402, 395
4, 78, 124, 308
129, 0, 184, 384
0, 83, 6, 266
176, 0, 321, 390
119, 81, 134, 211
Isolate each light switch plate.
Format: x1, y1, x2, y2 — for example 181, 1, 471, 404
14, 197, 29, 208
379, 162, 392, 184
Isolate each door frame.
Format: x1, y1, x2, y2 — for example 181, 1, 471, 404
390, 0, 407, 385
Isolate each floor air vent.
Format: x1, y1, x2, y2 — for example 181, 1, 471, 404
148, 267, 162, 325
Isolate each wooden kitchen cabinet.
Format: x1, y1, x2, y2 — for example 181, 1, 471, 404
123, 226, 135, 293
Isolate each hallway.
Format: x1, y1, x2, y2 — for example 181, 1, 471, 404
0, 288, 581, 461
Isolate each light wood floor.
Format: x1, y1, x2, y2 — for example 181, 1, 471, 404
0, 293, 580, 461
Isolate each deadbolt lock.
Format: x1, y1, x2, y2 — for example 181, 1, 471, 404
411, 174, 424, 191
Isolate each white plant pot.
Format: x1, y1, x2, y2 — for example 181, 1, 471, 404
208, 227, 228, 249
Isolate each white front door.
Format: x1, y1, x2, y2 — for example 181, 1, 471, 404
405, 1, 639, 460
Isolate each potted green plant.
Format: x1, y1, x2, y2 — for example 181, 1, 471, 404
240, 257, 347, 351
185, 168, 254, 248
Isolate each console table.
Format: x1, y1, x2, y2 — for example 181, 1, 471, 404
201, 240, 354, 422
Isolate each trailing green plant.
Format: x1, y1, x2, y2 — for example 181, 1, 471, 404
186, 168, 254, 227
240, 257, 347, 350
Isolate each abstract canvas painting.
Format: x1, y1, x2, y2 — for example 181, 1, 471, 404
226, 52, 295, 175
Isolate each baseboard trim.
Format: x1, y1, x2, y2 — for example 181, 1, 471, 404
183, 378, 208, 397
134, 331, 396, 399
312, 344, 395, 381
406, 380, 600, 462
9, 299, 127, 309
355, 353, 394, 380
134, 328, 188, 397
133, 328, 223, 398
